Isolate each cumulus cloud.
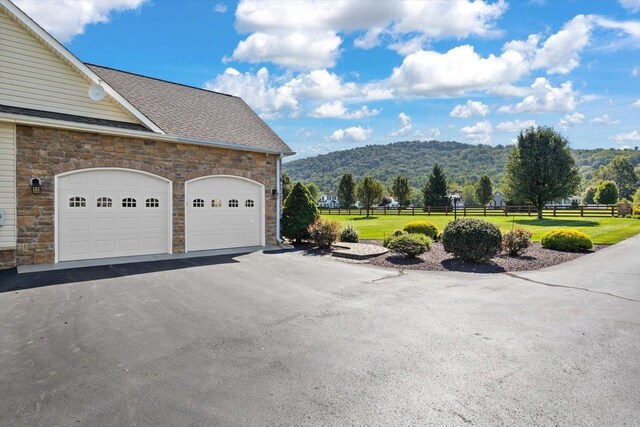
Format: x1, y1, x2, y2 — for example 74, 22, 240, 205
388, 45, 528, 97
609, 130, 640, 142
633, 99, 640, 108
531, 15, 591, 74
589, 114, 621, 125
389, 113, 412, 137
620, 0, 640, 12
498, 78, 577, 113
309, 101, 381, 119
13, 0, 148, 43
214, 3, 227, 13
230, 0, 509, 69
496, 120, 536, 132
461, 121, 493, 144
450, 100, 490, 118
558, 112, 585, 129
329, 126, 372, 142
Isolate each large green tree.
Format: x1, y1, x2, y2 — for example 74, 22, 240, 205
593, 156, 639, 200
391, 175, 411, 207
357, 176, 384, 217
461, 184, 478, 206
281, 182, 319, 243
422, 163, 450, 207
475, 175, 493, 206
305, 182, 320, 201
337, 173, 357, 208
281, 172, 292, 201
504, 126, 580, 219
583, 186, 597, 204
594, 180, 619, 205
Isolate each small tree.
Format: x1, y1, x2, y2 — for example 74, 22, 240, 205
357, 176, 384, 217
594, 180, 619, 205
409, 187, 423, 207
461, 184, 478, 206
503, 126, 580, 219
423, 163, 450, 207
475, 175, 493, 206
281, 172, 292, 201
281, 182, 319, 243
583, 186, 597, 205
391, 175, 411, 207
337, 173, 357, 208
305, 182, 320, 202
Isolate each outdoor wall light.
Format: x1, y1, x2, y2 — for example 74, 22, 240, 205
271, 188, 278, 197
30, 178, 41, 195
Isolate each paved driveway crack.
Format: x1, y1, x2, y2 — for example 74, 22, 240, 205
371, 269, 405, 283
504, 273, 640, 303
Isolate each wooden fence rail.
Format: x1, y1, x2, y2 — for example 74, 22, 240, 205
319, 205, 619, 218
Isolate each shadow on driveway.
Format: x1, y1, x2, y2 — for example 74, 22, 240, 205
0, 254, 245, 294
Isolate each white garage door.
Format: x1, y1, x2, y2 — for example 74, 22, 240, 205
186, 176, 263, 252
57, 169, 171, 262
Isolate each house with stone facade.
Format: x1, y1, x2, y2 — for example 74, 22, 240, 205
0, 0, 293, 270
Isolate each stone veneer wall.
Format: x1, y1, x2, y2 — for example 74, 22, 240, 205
15, 125, 278, 266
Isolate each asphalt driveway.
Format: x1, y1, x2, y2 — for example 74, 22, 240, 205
1, 237, 639, 426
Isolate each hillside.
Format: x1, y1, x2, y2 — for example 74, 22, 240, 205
284, 140, 640, 192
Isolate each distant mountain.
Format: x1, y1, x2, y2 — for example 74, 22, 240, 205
283, 140, 640, 192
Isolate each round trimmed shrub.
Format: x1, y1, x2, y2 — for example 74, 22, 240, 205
387, 234, 432, 258
502, 227, 532, 257
403, 221, 439, 239
308, 218, 341, 249
442, 219, 502, 262
541, 229, 593, 252
383, 229, 407, 247
339, 222, 359, 242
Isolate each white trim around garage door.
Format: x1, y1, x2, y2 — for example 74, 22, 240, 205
184, 175, 265, 253
54, 167, 173, 263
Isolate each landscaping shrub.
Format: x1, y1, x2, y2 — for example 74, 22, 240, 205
308, 218, 341, 249
383, 229, 407, 247
281, 182, 319, 243
403, 221, 439, 239
386, 233, 432, 258
442, 218, 502, 262
540, 229, 593, 252
502, 227, 532, 257
339, 222, 359, 243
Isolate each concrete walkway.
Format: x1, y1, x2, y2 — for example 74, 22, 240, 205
0, 236, 638, 426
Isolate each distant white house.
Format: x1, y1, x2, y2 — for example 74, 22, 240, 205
446, 189, 465, 208
490, 191, 507, 207
546, 195, 583, 207
318, 193, 339, 208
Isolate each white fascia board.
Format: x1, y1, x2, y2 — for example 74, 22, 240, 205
0, 112, 296, 156
0, 0, 165, 135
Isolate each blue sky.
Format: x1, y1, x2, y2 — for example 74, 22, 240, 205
15, 0, 640, 158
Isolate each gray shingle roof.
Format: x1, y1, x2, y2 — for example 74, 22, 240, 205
87, 64, 293, 154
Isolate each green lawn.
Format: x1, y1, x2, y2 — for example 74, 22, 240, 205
322, 214, 640, 244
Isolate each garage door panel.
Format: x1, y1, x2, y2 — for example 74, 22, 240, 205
186, 177, 263, 252
58, 169, 170, 262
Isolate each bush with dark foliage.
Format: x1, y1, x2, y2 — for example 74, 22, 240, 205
502, 227, 532, 257
442, 219, 502, 262
387, 234, 432, 258
281, 182, 319, 243
339, 223, 359, 242
308, 218, 341, 248
541, 229, 593, 252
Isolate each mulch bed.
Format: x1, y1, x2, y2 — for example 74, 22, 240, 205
367, 241, 605, 273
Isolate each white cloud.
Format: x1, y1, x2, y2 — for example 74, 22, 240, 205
633, 67, 639, 77
496, 119, 536, 132
558, 112, 585, 129
285, 69, 359, 100
531, 15, 591, 74
204, 67, 298, 118
231, 0, 509, 69
450, 100, 490, 118
328, 126, 372, 142
389, 112, 412, 137
309, 101, 381, 119
229, 31, 342, 69
413, 128, 441, 141
619, 0, 640, 12
214, 3, 227, 13
461, 121, 493, 144
591, 16, 640, 39
388, 45, 528, 97
498, 78, 578, 113
633, 99, 640, 108
13, 0, 148, 43
589, 114, 621, 125
610, 130, 640, 142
